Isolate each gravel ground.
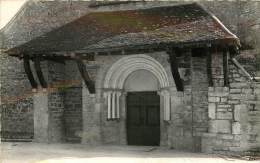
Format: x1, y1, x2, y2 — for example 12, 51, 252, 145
0, 142, 258, 163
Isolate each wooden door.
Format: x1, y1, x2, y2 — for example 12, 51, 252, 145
127, 92, 160, 146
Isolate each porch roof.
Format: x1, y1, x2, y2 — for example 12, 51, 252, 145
5, 3, 239, 56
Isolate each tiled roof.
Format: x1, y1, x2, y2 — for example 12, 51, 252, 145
5, 3, 239, 56
84, 18, 237, 52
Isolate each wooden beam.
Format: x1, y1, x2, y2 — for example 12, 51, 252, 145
44, 56, 65, 64
223, 48, 229, 87
34, 57, 48, 88
206, 48, 213, 87
23, 57, 38, 89
228, 46, 239, 58
76, 59, 95, 94
167, 48, 184, 91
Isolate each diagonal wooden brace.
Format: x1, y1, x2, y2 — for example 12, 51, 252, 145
34, 57, 48, 88
23, 57, 38, 89
76, 59, 95, 94
167, 48, 184, 92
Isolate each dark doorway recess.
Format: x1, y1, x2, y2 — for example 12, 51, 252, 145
127, 92, 160, 146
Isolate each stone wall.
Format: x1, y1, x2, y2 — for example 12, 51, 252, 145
202, 51, 260, 155
0, 53, 33, 141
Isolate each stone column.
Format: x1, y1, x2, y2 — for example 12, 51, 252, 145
168, 90, 186, 149
82, 85, 101, 145
119, 91, 127, 145
158, 89, 171, 121
159, 88, 184, 147
33, 90, 65, 143
33, 91, 49, 142
33, 61, 65, 143
158, 89, 169, 146
104, 90, 122, 120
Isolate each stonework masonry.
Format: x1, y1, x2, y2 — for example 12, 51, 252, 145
0, 54, 33, 140
0, 1, 260, 156
202, 54, 260, 155
77, 51, 210, 152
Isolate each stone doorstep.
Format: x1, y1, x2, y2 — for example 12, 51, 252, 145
220, 151, 260, 161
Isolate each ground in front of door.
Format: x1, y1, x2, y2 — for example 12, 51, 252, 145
0, 143, 258, 163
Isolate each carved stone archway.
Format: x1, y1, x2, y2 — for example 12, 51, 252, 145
103, 54, 172, 121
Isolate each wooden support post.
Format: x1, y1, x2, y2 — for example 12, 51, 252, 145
223, 48, 229, 87
76, 59, 95, 94
206, 48, 213, 87
167, 48, 184, 91
34, 57, 48, 88
23, 57, 38, 89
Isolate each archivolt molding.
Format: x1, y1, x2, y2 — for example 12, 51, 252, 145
103, 54, 172, 121
104, 54, 170, 89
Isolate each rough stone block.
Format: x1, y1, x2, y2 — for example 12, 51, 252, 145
245, 94, 256, 100
230, 83, 248, 88
209, 91, 229, 97
209, 120, 231, 134
230, 89, 241, 93
208, 103, 216, 119
230, 94, 244, 100
218, 104, 231, 108
202, 133, 218, 137
219, 134, 234, 140
232, 122, 241, 134
255, 88, 260, 95
208, 87, 214, 92
234, 135, 242, 141
234, 104, 247, 121
218, 108, 228, 112
242, 88, 253, 94
221, 97, 228, 102
217, 112, 233, 120
208, 97, 220, 102
228, 100, 239, 104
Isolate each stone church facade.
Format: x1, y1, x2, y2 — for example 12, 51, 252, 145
0, 1, 260, 156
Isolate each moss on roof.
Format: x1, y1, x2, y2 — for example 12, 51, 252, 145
6, 3, 239, 56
